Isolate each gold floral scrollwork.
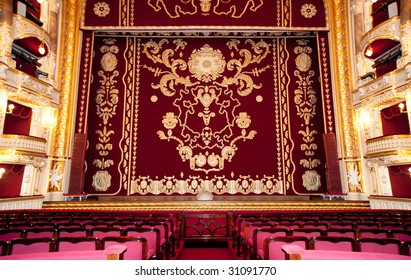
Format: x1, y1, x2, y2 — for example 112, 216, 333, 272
294, 39, 322, 191
302, 170, 321, 191
92, 170, 112, 191
93, 2, 110, 17
144, 39, 268, 173
92, 38, 119, 192
300, 4, 317, 19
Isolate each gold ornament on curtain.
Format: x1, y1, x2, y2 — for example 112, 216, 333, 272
91, 39, 119, 192
294, 39, 321, 191
143, 39, 270, 174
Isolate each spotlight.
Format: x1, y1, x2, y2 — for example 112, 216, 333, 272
38, 41, 46, 55
365, 47, 373, 57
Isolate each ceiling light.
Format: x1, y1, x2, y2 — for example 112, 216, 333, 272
37, 0, 44, 4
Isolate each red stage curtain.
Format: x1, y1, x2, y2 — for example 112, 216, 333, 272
81, 33, 331, 197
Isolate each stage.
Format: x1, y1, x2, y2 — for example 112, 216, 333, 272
42, 195, 370, 211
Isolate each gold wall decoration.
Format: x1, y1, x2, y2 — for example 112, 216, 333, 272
146, 0, 264, 19
91, 38, 119, 191
301, 4, 317, 19
93, 2, 111, 17
293, 39, 321, 191
143, 39, 270, 174
147, 0, 198, 18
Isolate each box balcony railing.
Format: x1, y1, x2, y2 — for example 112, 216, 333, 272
365, 134, 411, 157
0, 134, 47, 156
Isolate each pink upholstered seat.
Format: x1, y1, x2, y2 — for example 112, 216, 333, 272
263, 236, 309, 260
140, 222, 169, 259
56, 227, 89, 237
289, 228, 324, 239
355, 237, 402, 255
8, 237, 55, 255
0, 228, 24, 241
254, 228, 288, 260
125, 227, 162, 259
301, 222, 329, 231
234, 217, 262, 257
0, 240, 9, 256
55, 236, 101, 251
308, 236, 356, 251
356, 228, 390, 239
24, 227, 56, 239
329, 222, 355, 229
242, 222, 273, 259
90, 226, 124, 239
325, 228, 356, 239
389, 230, 411, 242
101, 236, 148, 260
380, 222, 404, 231
355, 222, 380, 230
110, 221, 138, 230
402, 240, 411, 256
56, 222, 83, 229
275, 222, 302, 231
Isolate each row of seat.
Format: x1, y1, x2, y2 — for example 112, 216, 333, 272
232, 213, 411, 259
0, 235, 147, 260
0, 222, 176, 260
262, 235, 411, 260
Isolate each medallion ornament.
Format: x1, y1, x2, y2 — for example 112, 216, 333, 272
302, 170, 321, 191
300, 4, 317, 18
93, 2, 110, 17
188, 44, 226, 82
92, 170, 112, 191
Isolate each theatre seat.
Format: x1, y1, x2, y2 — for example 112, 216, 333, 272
402, 240, 411, 256
389, 230, 411, 242
56, 227, 90, 238
355, 238, 403, 255
324, 228, 356, 239
329, 222, 355, 229
24, 227, 57, 239
253, 228, 288, 260
55, 236, 101, 251
0, 240, 8, 256
242, 222, 273, 259
0, 228, 25, 242
289, 228, 324, 239
101, 236, 148, 260
8, 237, 55, 255
89, 226, 124, 239
263, 236, 309, 260
308, 236, 356, 251
125, 227, 162, 260
356, 228, 390, 239
140, 222, 170, 259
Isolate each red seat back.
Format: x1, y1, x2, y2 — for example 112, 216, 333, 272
8, 237, 55, 255
263, 236, 309, 260
309, 236, 355, 251
55, 236, 101, 251
102, 236, 148, 260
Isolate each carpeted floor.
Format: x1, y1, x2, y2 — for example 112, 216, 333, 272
174, 241, 239, 260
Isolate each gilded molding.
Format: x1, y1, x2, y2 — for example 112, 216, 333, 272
42, 200, 370, 211
52, 0, 81, 158
328, 0, 358, 159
